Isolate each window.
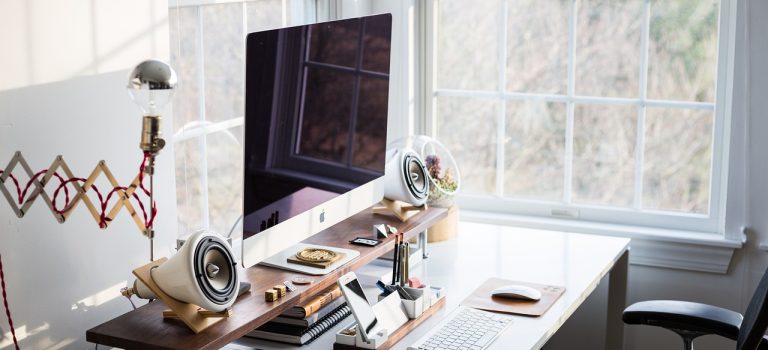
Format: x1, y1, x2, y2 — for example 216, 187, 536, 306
169, 0, 314, 237
426, 0, 731, 234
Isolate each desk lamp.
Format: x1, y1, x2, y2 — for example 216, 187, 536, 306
126, 59, 177, 261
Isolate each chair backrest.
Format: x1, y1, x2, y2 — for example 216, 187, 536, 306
738, 266, 768, 350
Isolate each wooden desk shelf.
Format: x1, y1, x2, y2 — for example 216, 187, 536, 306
86, 206, 448, 350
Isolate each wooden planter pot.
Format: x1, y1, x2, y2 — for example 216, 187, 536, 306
426, 205, 458, 243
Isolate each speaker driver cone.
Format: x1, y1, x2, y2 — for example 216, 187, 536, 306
403, 154, 428, 200
383, 147, 430, 206
194, 237, 237, 305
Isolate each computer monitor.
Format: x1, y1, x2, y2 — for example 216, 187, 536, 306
242, 14, 392, 268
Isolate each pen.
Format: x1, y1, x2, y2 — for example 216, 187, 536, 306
401, 242, 407, 286
404, 242, 410, 283
399, 242, 407, 286
391, 234, 400, 285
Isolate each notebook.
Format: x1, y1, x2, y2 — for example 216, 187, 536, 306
246, 302, 351, 345
461, 277, 565, 317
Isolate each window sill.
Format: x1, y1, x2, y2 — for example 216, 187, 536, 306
461, 210, 744, 274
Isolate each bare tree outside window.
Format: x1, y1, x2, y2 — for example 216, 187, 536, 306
170, 0, 290, 237
433, 0, 719, 217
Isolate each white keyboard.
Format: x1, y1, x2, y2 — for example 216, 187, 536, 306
408, 307, 513, 350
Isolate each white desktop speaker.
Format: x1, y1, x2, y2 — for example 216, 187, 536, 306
383, 147, 430, 206
130, 231, 240, 312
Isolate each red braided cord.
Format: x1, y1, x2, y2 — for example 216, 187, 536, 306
138, 153, 156, 229
50, 177, 88, 213
1, 155, 155, 230
19, 171, 70, 206
0, 171, 21, 204
0, 254, 20, 350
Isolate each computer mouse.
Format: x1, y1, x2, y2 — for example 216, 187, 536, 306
490, 284, 542, 301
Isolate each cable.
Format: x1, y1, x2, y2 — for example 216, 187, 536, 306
0, 254, 20, 350
226, 215, 243, 238
119, 287, 138, 310
0, 154, 156, 230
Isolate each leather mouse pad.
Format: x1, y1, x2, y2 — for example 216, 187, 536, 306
460, 277, 565, 317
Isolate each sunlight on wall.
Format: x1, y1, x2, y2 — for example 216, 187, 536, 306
0, 0, 169, 92
0, 323, 50, 348
71, 281, 128, 311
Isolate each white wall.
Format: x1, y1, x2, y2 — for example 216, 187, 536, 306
0, 1, 174, 349
0, 0, 168, 92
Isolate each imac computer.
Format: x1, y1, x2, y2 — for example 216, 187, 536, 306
242, 14, 393, 269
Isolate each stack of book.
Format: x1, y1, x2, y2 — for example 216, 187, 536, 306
246, 285, 350, 345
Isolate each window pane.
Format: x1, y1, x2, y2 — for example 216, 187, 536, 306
353, 77, 388, 170
202, 3, 245, 123
298, 68, 354, 163
576, 0, 642, 97
573, 105, 637, 206
506, 0, 569, 94
206, 126, 244, 237
308, 19, 360, 68
246, 0, 284, 33
647, 0, 718, 102
504, 101, 566, 200
643, 108, 712, 213
170, 6, 201, 131
174, 136, 207, 234
437, 0, 500, 91
436, 97, 499, 195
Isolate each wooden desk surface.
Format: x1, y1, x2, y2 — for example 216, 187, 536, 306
86, 207, 448, 350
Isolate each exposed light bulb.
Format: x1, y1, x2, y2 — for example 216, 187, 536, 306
127, 59, 178, 158
127, 59, 177, 116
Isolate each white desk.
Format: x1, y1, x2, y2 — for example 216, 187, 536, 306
231, 221, 630, 350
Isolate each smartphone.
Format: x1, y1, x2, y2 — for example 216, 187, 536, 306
338, 272, 381, 341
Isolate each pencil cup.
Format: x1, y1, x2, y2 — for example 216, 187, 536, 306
401, 296, 424, 319
404, 285, 431, 312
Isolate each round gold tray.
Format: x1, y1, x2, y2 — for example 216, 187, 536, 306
295, 248, 338, 263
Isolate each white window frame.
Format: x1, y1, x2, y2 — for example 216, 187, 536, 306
419, 0, 740, 243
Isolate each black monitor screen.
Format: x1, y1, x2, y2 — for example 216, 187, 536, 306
243, 14, 392, 240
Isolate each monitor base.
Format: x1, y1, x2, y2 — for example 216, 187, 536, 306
258, 243, 361, 275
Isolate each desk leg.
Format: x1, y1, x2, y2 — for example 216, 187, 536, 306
419, 230, 430, 259
606, 249, 629, 350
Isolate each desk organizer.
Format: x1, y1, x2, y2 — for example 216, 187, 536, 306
334, 289, 446, 350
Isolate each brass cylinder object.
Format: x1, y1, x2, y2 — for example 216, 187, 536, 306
140, 115, 165, 155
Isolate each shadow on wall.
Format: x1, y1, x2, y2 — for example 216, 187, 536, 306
0, 0, 169, 92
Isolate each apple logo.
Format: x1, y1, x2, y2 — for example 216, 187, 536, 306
319, 209, 325, 223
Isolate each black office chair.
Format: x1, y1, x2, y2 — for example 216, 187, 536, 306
623, 267, 768, 350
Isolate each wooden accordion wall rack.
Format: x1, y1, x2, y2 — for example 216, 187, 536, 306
0, 151, 156, 235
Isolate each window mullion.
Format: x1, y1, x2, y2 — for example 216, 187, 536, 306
564, 0, 577, 204
633, 0, 651, 210
195, 5, 211, 229
495, 0, 508, 197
